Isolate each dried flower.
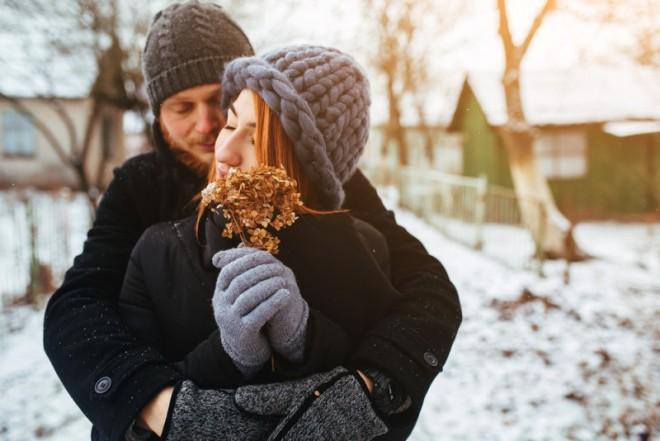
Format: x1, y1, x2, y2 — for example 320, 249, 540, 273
200, 165, 303, 254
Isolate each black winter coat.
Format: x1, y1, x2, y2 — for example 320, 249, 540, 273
44, 125, 462, 441
118, 212, 396, 389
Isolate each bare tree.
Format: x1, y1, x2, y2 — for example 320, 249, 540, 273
363, 0, 464, 166
564, 0, 660, 68
495, 0, 584, 259
0, 0, 152, 211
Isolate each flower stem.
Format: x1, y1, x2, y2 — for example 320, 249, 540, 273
228, 209, 249, 246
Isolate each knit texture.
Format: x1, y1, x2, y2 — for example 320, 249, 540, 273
164, 380, 277, 441
214, 247, 310, 363
211, 249, 288, 376
235, 366, 389, 440
221, 46, 371, 209
142, 0, 254, 114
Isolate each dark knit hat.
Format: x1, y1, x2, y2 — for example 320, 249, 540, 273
221, 46, 371, 209
142, 0, 254, 115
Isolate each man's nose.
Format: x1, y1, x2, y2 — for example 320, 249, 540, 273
195, 105, 221, 134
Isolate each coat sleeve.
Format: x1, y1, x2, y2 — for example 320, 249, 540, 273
342, 169, 462, 438
117, 228, 169, 352
43, 158, 183, 441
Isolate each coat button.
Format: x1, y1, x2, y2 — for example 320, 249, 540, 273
94, 376, 112, 394
423, 351, 439, 367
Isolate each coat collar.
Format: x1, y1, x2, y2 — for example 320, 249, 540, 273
198, 210, 240, 270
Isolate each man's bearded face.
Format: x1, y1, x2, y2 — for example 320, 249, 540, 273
159, 83, 225, 172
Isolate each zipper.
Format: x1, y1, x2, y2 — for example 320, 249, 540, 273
271, 371, 352, 441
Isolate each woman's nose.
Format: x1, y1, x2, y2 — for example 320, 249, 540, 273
215, 135, 242, 168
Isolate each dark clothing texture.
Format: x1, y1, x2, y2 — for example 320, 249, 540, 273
118, 212, 397, 388
44, 143, 461, 440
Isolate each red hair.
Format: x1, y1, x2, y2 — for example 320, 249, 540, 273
195, 91, 344, 239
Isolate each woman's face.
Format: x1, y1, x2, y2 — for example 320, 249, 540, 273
214, 89, 259, 179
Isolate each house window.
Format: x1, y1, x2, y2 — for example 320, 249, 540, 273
3, 110, 36, 157
534, 129, 587, 179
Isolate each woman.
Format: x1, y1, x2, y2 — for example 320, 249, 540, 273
120, 46, 403, 440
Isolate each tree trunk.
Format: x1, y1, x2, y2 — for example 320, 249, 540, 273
500, 73, 575, 259
498, 127, 571, 258
495, 0, 576, 259
79, 100, 102, 217
386, 76, 409, 166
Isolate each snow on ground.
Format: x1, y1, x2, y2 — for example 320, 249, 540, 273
399, 210, 659, 441
0, 202, 658, 440
0, 306, 91, 440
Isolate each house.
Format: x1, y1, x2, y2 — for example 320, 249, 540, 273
362, 81, 464, 175
0, 95, 124, 191
447, 67, 660, 219
0, 27, 127, 192
365, 125, 463, 174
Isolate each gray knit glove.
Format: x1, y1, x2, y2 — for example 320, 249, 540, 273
214, 247, 310, 364
264, 270, 309, 363
163, 380, 278, 441
212, 247, 292, 377
234, 367, 389, 441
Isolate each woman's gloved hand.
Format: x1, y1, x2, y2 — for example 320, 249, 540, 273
212, 247, 284, 376
212, 247, 309, 375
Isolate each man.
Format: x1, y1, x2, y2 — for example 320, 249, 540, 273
43, 1, 461, 440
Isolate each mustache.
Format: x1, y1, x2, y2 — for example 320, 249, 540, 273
191, 134, 219, 145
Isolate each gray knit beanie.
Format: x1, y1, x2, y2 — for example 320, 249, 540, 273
221, 45, 371, 209
142, 0, 254, 115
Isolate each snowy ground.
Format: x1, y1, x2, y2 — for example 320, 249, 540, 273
402, 211, 659, 441
0, 203, 658, 440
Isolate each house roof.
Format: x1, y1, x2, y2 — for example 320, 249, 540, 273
448, 66, 660, 130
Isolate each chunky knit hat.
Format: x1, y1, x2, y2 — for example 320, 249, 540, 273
142, 0, 254, 115
221, 46, 371, 209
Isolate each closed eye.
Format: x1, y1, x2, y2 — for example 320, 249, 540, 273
172, 103, 193, 114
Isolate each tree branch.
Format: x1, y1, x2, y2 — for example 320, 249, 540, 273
79, 99, 101, 165
497, 0, 515, 66
0, 93, 73, 167
520, 0, 556, 59
47, 97, 81, 155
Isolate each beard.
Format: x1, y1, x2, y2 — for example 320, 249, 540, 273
161, 124, 217, 177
